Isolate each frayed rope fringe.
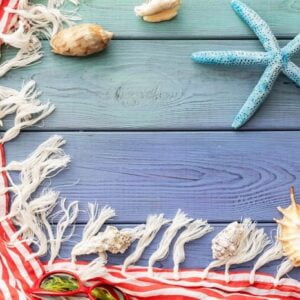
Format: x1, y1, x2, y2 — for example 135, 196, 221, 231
122, 214, 169, 274
249, 240, 283, 284
173, 219, 213, 280
71, 204, 116, 262
203, 219, 270, 283
47, 0, 80, 9
274, 259, 294, 286
0, 80, 55, 143
148, 210, 192, 276
0, 22, 42, 77
0, 0, 80, 78
2, 136, 71, 261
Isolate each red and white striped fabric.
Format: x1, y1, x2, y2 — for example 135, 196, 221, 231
0, 0, 19, 39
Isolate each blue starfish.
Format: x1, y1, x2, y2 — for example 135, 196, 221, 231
192, 0, 300, 129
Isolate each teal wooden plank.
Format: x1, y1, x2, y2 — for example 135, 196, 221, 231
57, 0, 300, 39
5, 131, 300, 223
50, 223, 300, 280
1, 40, 300, 130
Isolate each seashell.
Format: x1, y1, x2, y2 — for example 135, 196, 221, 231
275, 186, 300, 266
99, 226, 133, 255
212, 221, 244, 260
135, 0, 180, 23
50, 24, 113, 57
143, 7, 179, 22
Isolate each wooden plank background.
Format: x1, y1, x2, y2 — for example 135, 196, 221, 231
4, 0, 300, 280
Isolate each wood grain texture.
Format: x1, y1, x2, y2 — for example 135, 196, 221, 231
58, 0, 300, 39
6, 131, 300, 223
1, 40, 300, 130
49, 223, 300, 280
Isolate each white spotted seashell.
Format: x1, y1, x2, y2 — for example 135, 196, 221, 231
276, 187, 300, 267
212, 221, 244, 260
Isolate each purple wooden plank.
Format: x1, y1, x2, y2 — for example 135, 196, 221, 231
5, 131, 300, 223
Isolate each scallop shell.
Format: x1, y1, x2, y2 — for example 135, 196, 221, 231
212, 221, 244, 260
51, 24, 113, 57
275, 187, 300, 266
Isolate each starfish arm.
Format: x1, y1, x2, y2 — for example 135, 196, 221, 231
232, 61, 281, 129
231, 0, 280, 53
191, 51, 270, 65
283, 61, 300, 87
282, 34, 300, 59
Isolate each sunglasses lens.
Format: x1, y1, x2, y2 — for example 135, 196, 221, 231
91, 286, 125, 300
40, 273, 79, 292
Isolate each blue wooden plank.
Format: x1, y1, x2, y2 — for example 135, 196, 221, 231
47, 223, 300, 280
56, 0, 300, 39
1, 40, 300, 130
5, 131, 300, 223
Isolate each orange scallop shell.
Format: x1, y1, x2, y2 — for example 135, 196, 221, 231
275, 187, 300, 267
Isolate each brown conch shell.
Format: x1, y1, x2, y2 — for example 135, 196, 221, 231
275, 186, 300, 266
51, 24, 113, 57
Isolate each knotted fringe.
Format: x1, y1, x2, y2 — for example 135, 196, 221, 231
10, 190, 59, 258
7, 4, 79, 38
78, 257, 107, 281
2, 135, 71, 261
249, 240, 283, 284
274, 259, 294, 286
47, 199, 79, 265
203, 219, 270, 282
71, 204, 116, 262
173, 219, 213, 280
0, 80, 55, 143
4, 135, 70, 220
0, 22, 42, 77
148, 210, 192, 276
122, 214, 168, 274
48, 0, 80, 9
0, 0, 80, 78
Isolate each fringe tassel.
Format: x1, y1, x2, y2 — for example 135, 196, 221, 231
10, 190, 59, 259
173, 219, 213, 280
7, 3, 80, 38
47, 199, 79, 266
274, 259, 294, 286
0, 38, 42, 78
0, 22, 42, 77
0, 0, 80, 77
148, 210, 192, 276
71, 204, 116, 262
203, 219, 270, 282
122, 214, 168, 274
4, 135, 70, 220
48, 0, 80, 9
78, 257, 107, 282
249, 240, 283, 284
0, 81, 55, 143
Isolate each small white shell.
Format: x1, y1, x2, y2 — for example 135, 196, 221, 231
135, 0, 180, 22
212, 222, 244, 260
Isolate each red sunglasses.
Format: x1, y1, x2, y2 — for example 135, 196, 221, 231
31, 270, 129, 300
